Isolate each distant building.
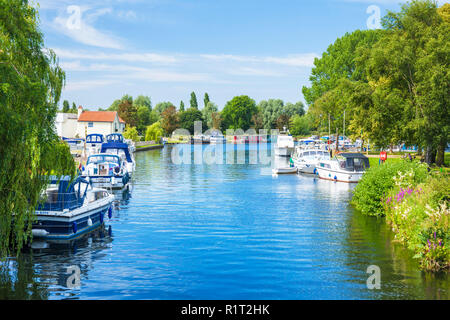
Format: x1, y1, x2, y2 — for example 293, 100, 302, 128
55, 112, 78, 138
55, 106, 126, 138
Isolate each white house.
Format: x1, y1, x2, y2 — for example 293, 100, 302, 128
76, 106, 126, 138
55, 112, 78, 138
55, 106, 126, 138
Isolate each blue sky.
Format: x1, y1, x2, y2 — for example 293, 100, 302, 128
34, 0, 447, 110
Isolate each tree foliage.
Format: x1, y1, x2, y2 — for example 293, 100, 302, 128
145, 121, 164, 142
179, 108, 205, 134
0, 0, 75, 257
221, 95, 257, 131
302, 1, 449, 165
190, 92, 198, 109
160, 105, 179, 135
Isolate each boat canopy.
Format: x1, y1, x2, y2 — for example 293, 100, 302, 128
37, 176, 89, 212
336, 153, 370, 172
86, 134, 104, 144
106, 133, 125, 143
101, 137, 133, 163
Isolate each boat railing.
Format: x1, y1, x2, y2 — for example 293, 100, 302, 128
37, 191, 84, 212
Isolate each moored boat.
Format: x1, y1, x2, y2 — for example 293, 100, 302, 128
274, 134, 294, 157
101, 133, 136, 174
292, 146, 330, 174
316, 153, 370, 183
85, 134, 104, 156
81, 154, 130, 190
33, 176, 114, 240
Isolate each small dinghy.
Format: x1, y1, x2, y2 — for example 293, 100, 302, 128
272, 166, 298, 174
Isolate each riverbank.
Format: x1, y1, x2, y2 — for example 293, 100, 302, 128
352, 159, 449, 271
134, 144, 164, 152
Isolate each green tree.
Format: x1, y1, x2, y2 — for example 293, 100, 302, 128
62, 100, 70, 113
145, 121, 164, 142
160, 105, 179, 135
118, 100, 138, 128
221, 95, 257, 131
0, 0, 75, 257
179, 108, 205, 134
190, 92, 198, 109
202, 101, 218, 129
71, 102, 77, 113
134, 95, 152, 111
109, 94, 133, 111
302, 29, 382, 106
203, 93, 210, 108
179, 100, 185, 112
290, 114, 313, 136
154, 101, 174, 115
257, 99, 284, 129
123, 126, 140, 142
136, 105, 151, 134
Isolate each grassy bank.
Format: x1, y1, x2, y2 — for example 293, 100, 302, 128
352, 160, 449, 271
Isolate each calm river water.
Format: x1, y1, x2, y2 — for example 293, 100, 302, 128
1, 143, 449, 300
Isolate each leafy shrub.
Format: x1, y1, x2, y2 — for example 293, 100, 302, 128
352, 160, 429, 216
383, 173, 450, 271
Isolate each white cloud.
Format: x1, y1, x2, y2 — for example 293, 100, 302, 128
53, 48, 178, 64
51, 6, 124, 49
200, 53, 319, 68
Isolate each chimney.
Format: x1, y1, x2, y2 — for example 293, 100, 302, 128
78, 105, 83, 119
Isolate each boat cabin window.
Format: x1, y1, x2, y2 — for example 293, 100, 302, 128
87, 155, 120, 166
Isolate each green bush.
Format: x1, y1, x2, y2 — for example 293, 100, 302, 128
384, 173, 449, 271
351, 160, 429, 216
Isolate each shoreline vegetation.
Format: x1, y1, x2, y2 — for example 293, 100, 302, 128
352, 160, 449, 271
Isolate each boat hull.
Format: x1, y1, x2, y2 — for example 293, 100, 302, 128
83, 175, 129, 190
316, 167, 364, 183
32, 197, 113, 240
274, 147, 294, 157
272, 167, 298, 174
292, 158, 317, 174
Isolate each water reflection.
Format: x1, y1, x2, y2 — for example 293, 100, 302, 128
1, 226, 113, 300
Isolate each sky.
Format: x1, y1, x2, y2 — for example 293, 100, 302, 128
33, 0, 448, 110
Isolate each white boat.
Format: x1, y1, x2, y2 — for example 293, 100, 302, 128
272, 167, 298, 174
33, 176, 114, 240
292, 146, 331, 174
209, 131, 227, 144
274, 134, 294, 157
85, 134, 104, 156
316, 153, 370, 183
81, 154, 130, 190
101, 134, 136, 174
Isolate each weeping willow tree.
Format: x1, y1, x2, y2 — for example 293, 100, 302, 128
0, 0, 75, 258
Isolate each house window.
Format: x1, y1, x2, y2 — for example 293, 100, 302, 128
88, 122, 94, 128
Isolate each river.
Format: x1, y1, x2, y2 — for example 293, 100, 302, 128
1, 143, 448, 300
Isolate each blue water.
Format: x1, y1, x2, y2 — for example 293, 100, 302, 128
1, 144, 449, 300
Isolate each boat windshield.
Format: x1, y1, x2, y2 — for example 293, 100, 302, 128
88, 155, 120, 165
336, 155, 369, 171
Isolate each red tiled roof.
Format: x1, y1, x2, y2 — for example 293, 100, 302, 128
78, 111, 124, 123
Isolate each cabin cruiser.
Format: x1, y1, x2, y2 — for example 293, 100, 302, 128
81, 154, 130, 190
101, 133, 135, 174
292, 147, 331, 174
33, 176, 114, 240
316, 153, 370, 183
62, 137, 84, 157
85, 134, 104, 156
274, 134, 294, 157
